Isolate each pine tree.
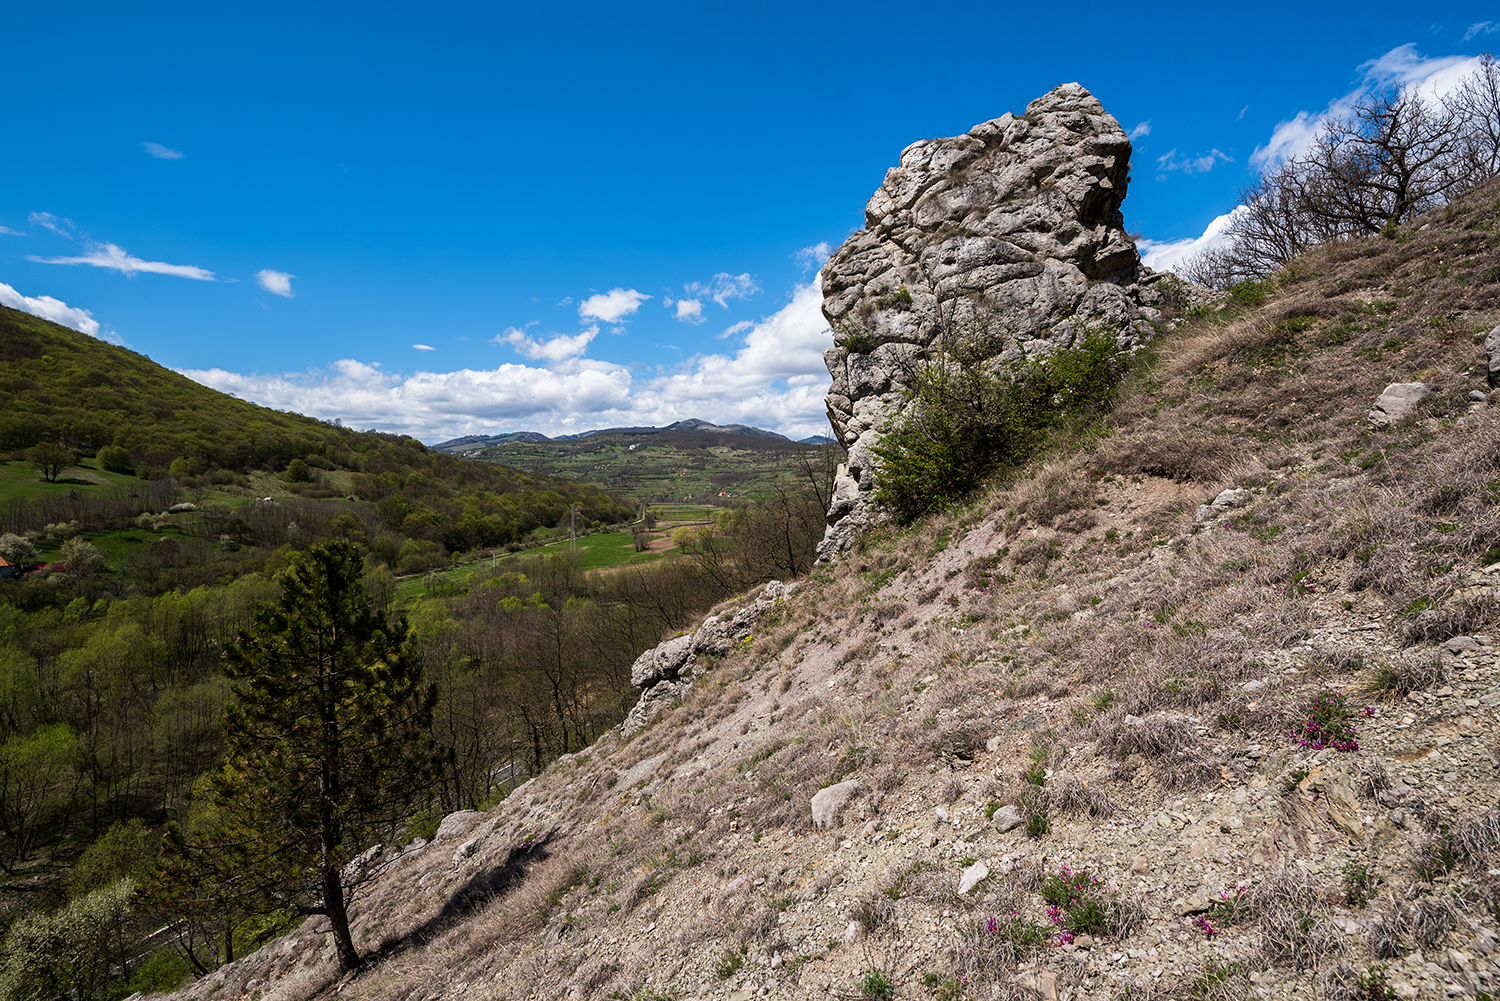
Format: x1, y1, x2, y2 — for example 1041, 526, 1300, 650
157, 541, 442, 972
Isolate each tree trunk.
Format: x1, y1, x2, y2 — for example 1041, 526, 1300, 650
322, 862, 361, 972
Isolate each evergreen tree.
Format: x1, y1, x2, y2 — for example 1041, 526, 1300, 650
157, 541, 442, 972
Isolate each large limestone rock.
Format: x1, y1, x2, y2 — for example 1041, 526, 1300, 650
619, 581, 793, 738
817, 83, 1167, 557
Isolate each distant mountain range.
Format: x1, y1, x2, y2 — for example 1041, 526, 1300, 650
433, 419, 833, 453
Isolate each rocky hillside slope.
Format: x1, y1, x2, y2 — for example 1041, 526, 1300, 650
154, 146, 1500, 1001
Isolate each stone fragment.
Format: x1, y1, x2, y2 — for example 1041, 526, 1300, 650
811, 780, 860, 830
1368, 382, 1433, 427
1487, 323, 1500, 388
993, 805, 1024, 833
1443, 636, 1480, 655
958, 860, 990, 894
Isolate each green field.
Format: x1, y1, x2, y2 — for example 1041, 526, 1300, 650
392, 530, 674, 607
0, 458, 139, 501
443, 428, 840, 506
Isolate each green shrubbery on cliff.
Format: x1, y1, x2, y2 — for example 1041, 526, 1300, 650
874, 333, 1127, 521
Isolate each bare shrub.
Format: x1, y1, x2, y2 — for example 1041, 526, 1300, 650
1402, 594, 1500, 645
847, 889, 897, 932
1368, 896, 1408, 959
1015, 463, 1097, 527
1252, 867, 1345, 970
1048, 777, 1115, 818
1367, 650, 1445, 699
867, 599, 910, 624
1354, 759, 1392, 803
941, 777, 965, 805
1092, 711, 1195, 758
1452, 807, 1500, 873
1408, 895, 1457, 950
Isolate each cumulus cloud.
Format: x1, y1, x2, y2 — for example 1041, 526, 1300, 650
28, 212, 74, 239
142, 141, 185, 159
685, 272, 759, 308
578, 288, 650, 323
1128, 120, 1151, 140
31, 242, 216, 280
1252, 44, 1481, 169
795, 242, 833, 272
0, 226, 23, 236
0, 281, 120, 342
1155, 148, 1231, 174
413, 344, 435, 351
1145, 45, 1486, 275
180, 274, 838, 443
256, 269, 295, 297
1136, 207, 1244, 273
494, 325, 598, 363
673, 299, 704, 323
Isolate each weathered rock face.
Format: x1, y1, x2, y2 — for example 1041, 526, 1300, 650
619, 581, 793, 738
818, 82, 1167, 556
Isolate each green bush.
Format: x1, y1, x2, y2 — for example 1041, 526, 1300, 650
0, 880, 134, 1001
95, 445, 132, 474
873, 333, 1126, 522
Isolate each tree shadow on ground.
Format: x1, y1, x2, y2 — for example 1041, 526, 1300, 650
366, 831, 555, 965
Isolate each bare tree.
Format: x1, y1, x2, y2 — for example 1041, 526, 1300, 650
1449, 53, 1500, 186
1295, 88, 1463, 235
1181, 163, 1333, 286
1183, 79, 1483, 287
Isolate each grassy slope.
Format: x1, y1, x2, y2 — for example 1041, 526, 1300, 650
0, 307, 636, 554
162, 182, 1500, 1001
446, 428, 832, 505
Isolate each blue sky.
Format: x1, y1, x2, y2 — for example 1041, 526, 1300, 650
3, 2, 1497, 442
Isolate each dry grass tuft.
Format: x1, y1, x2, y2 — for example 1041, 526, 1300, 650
1251, 867, 1344, 971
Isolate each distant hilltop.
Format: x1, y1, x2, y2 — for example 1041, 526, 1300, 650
432, 418, 831, 453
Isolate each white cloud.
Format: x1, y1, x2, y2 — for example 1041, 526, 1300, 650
31, 242, 216, 280
28, 212, 74, 239
795, 242, 833, 273
256, 269, 295, 297
413, 344, 435, 351
1236, 105, 1248, 121
674, 299, 704, 323
1252, 44, 1482, 169
578, 288, 650, 323
1136, 207, 1244, 273
0, 280, 119, 341
1144, 44, 1485, 276
180, 272, 838, 443
685, 272, 759, 308
1155, 148, 1232, 174
0, 226, 23, 236
1465, 21, 1498, 40
1128, 120, 1151, 140
142, 141, 185, 159
494, 325, 598, 363
719, 319, 754, 340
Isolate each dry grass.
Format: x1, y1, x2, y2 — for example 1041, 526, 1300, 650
1251, 867, 1345, 971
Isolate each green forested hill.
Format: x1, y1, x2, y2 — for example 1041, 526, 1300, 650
0, 305, 635, 558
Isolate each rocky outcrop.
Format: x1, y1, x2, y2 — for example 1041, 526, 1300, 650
817, 83, 1169, 557
620, 581, 793, 737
